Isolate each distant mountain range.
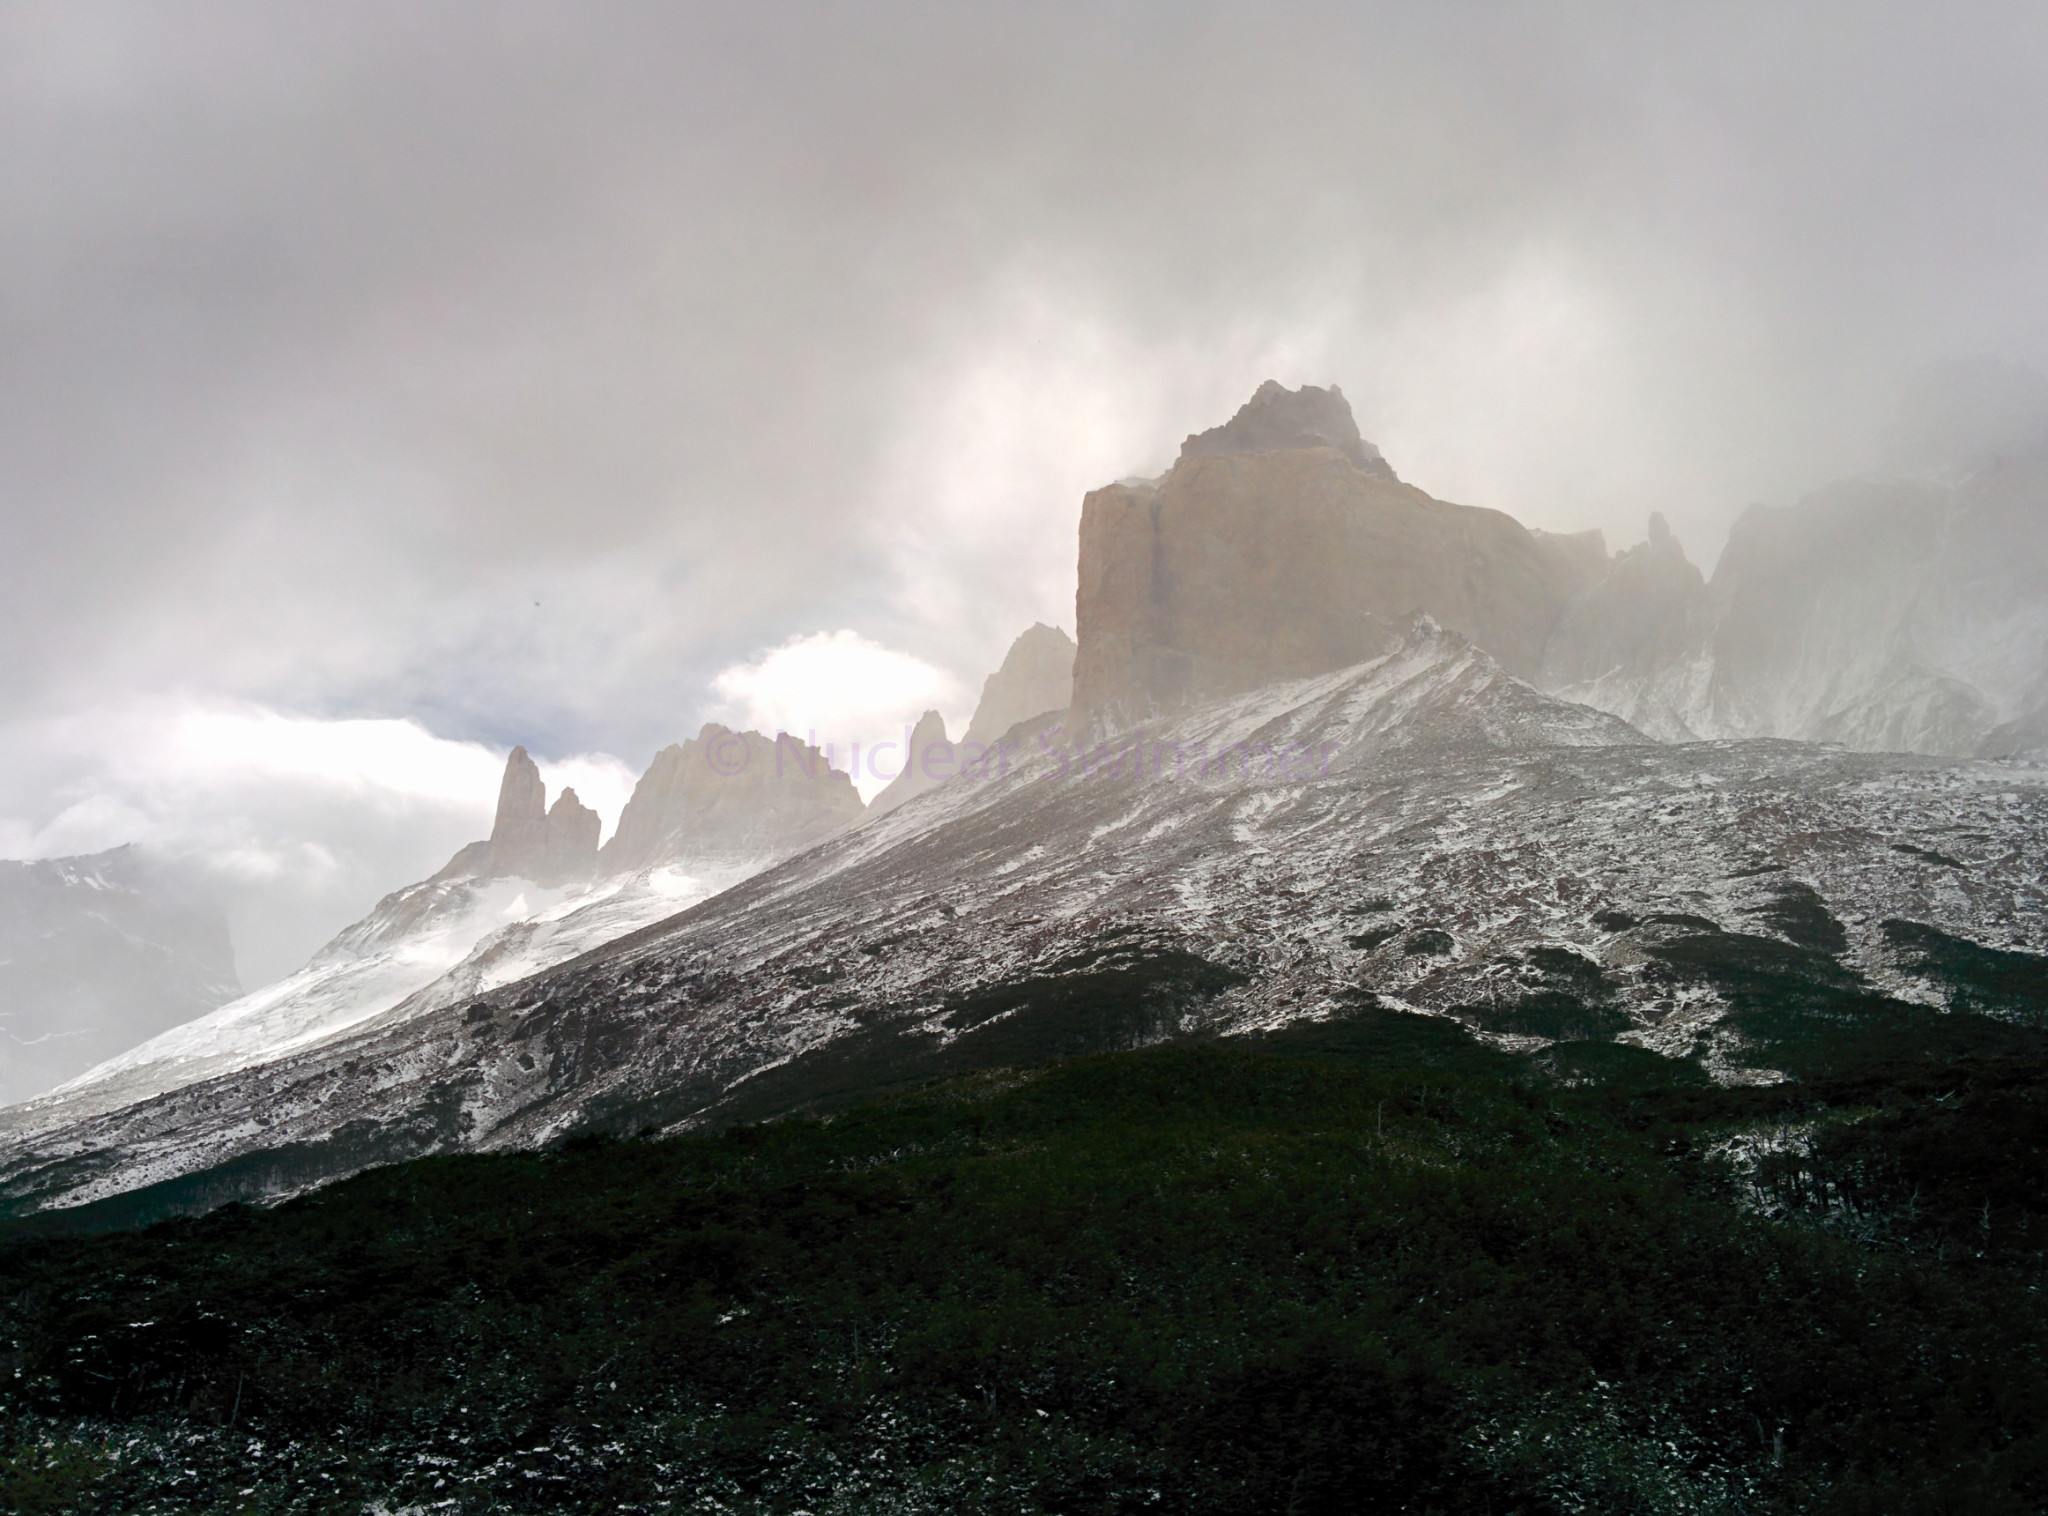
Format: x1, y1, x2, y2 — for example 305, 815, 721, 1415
0, 847, 239, 1107
0, 631, 1076, 1120
3, 381, 2044, 1232
1079, 380, 2048, 756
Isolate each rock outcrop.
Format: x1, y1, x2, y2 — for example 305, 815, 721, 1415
437, 747, 601, 886
542, 790, 601, 883
599, 725, 865, 873
1073, 380, 2048, 757
866, 711, 959, 819
961, 623, 1076, 749
1071, 383, 1603, 723
489, 745, 549, 869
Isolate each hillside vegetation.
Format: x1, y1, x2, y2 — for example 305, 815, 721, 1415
6, 1005, 2048, 1513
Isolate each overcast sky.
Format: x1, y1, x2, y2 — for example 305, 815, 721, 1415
6, 2, 2048, 984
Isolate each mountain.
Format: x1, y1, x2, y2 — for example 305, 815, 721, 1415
9, 381, 2048, 1230
960, 622, 1075, 749
872, 624, 1079, 818
598, 725, 864, 873
1178, 377, 1396, 478
1071, 379, 2048, 758
5, 731, 865, 1142
1549, 462, 2048, 755
0, 847, 240, 1107
7, 620, 2044, 1229
1071, 383, 1603, 723
434, 746, 601, 885
1538, 511, 1712, 742
8, 381, 2048, 1511
865, 710, 956, 819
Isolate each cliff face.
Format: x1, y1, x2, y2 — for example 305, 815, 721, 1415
962, 624, 1075, 749
599, 725, 865, 873
1073, 381, 2048, 756
1690, 468, 2048, 755
1072, 385, 1601, 723
487, 745, 549, 870
542, 790, 602, 882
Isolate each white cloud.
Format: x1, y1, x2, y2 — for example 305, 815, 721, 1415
709, 630, 969, 798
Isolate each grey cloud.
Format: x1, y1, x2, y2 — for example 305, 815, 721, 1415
7, 3, 2048, 787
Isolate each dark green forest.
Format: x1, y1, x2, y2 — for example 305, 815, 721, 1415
7, 944, 2048, 1513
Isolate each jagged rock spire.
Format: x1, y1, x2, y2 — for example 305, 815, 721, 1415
543, 789, 601, 884
867, 711, 956, 819
489, 746, 549, 868
435, 746, 602, 886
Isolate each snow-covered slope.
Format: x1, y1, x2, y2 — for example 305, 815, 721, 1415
7, 725, 870, 1135
5, 622, 2043, 1228
12, 859, 760, 1136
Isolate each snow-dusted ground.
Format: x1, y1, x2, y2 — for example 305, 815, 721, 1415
4, 858, 765, 1137
4, 624, 2044, 1221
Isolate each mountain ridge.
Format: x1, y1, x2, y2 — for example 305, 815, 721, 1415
9, 380, 2048, 1232
7, 622, 2043, 1231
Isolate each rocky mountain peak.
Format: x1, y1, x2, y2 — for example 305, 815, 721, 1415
866, 710, 958, 819
1178, 380, 1396, 480
1537, 516, 1710, 742
483, 747, 603, 885
598, 725, 866, 874
1073, 391, 1604, 724
962, 623, 1076, 749
489, 746, 548, 861
543, 788, 601, 884
433, 747, 601, 887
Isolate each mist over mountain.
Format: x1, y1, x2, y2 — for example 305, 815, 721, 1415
1073, 383, 1601, 721
9, 6, 2048, 1002
11, 11, 2048, 1507
864, 710, 956, 821
1071, 382, 2048, 763
8, 379, 2048, 1229
597, 727, 864, 875
7, 354, 2048, 1511
868, 624, 1080, 818
960, 623, 1076, 751
1550, 460, 2048, 756
0, 847, 238, 1106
